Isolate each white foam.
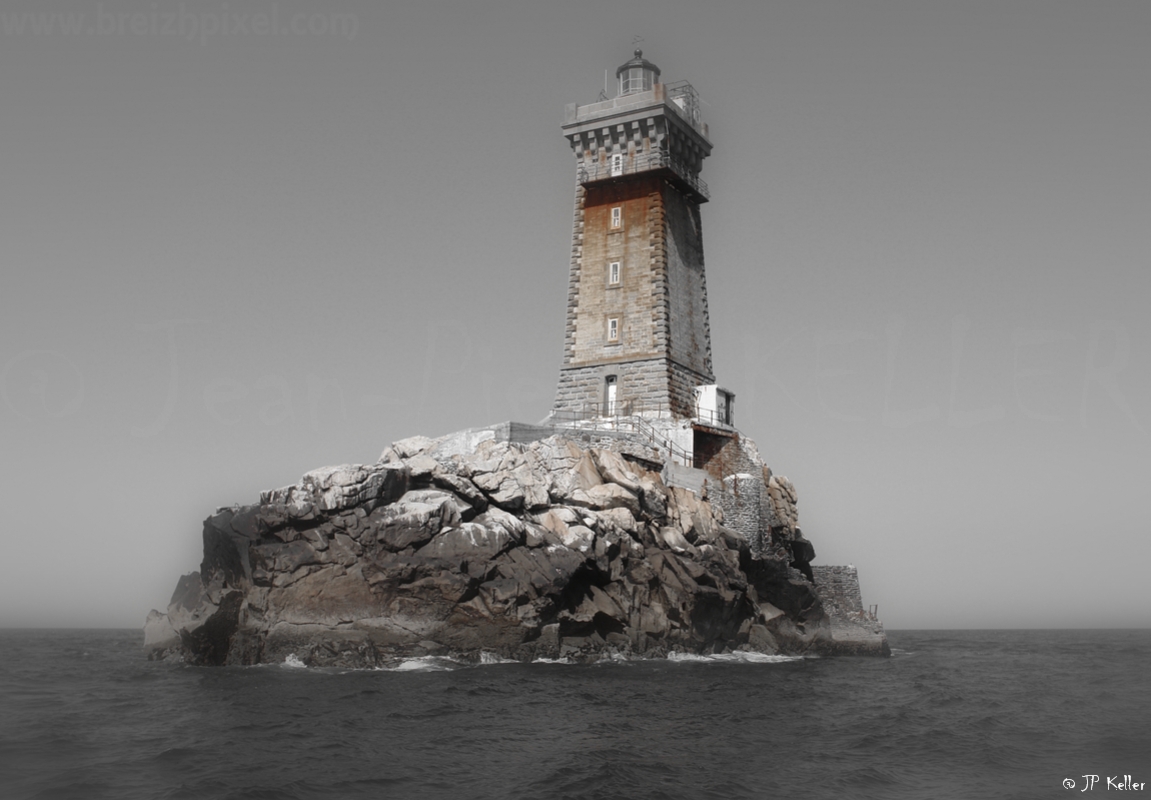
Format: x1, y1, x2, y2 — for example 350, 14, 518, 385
666, 651, 803, 664
282, 654, 307, 669
596, 651, 636, 663
478, 651, 517, 665
389, 656, 459, 672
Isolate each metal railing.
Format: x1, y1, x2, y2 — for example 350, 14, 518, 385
548, 402, 693, 467
693, 406, 735, 428
664, 81, 702, 132
547, 401, 744, 488
632, 413, 695, 468
550, 400, 738, 435
577, 149, 709, 201
549, 398, 669, 422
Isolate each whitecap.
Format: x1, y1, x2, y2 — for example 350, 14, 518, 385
596, 651, 637, 663
478, 651, 517, 665
389, 656, 459, 672
667, 651, 803, 664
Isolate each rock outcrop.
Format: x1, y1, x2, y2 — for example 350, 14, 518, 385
146, 430, 887, 666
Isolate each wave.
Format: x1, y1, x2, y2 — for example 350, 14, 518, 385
275, 650, 807, 671
666, 651, 804, 664
388, 656, 461, 672
478, 651, 518, 665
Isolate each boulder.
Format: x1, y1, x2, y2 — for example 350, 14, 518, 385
765, 474, 798, 532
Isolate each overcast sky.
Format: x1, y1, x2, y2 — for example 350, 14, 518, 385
1, 0, 1148, 629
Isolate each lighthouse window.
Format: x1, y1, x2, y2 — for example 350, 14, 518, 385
620, 67, 652, 95
611, 207, 622, 228
607, 317, 619, 342
608, 261, 620, 285
611, 153, 623, 177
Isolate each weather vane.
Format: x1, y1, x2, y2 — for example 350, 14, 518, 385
631, 35, 644, 49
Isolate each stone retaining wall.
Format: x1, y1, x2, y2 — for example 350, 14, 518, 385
811, 565, 865, 615
811, 565, 890, 656
715, 473, 767, 555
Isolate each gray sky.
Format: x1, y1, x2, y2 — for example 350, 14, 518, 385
2, 0, 1148, 629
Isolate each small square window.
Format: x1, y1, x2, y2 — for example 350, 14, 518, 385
607, 317, 619, 342
608, 261, 620, 285
610, 153, 623, 177
610, 207, 622, 228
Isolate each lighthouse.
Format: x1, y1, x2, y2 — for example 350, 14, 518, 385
551, 51, 732, 430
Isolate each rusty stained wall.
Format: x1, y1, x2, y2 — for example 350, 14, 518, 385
693, 429, 751, 481
569, 176, 713, 379
570, 178, 664, 366
555, 146, 714, 416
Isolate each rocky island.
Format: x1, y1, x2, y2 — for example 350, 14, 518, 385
145, 423, 888, 665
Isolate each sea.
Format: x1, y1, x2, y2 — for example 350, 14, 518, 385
1, 629, 1148, 800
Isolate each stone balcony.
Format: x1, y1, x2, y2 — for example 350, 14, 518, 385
577, 149, 710, 202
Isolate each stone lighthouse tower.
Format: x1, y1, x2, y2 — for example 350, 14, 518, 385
551, 51, 731, 426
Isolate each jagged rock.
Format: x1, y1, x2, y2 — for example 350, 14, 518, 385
469, 442, 550, 511
424, 523, 513, 562
765, 474, 798, 533
146, 430, 884, 665
788, 529, 816, 583
300, 463, 409, 513
570, 483, 641, 516
534, 438, 602, 500
590, 448, 642, 494
391, 435, 435, 459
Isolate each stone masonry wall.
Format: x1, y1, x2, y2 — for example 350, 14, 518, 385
555, 358, 672, 415
715, 473, 767, 555
560, 183, 585, 367
554, 356, 714, 418
663, 184, 712, 380
810, 565, 889, 655
810, 565, 865, 615
706, 435, 771, 555
667, 360, 712, 418
570, 179, 663, 365
553, 173, 714, 419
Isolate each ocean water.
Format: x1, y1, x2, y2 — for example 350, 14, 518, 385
1, 629, 1148, 800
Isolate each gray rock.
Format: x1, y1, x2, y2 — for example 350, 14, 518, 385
423, 523, 512, 562
570, 483, 640, 516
